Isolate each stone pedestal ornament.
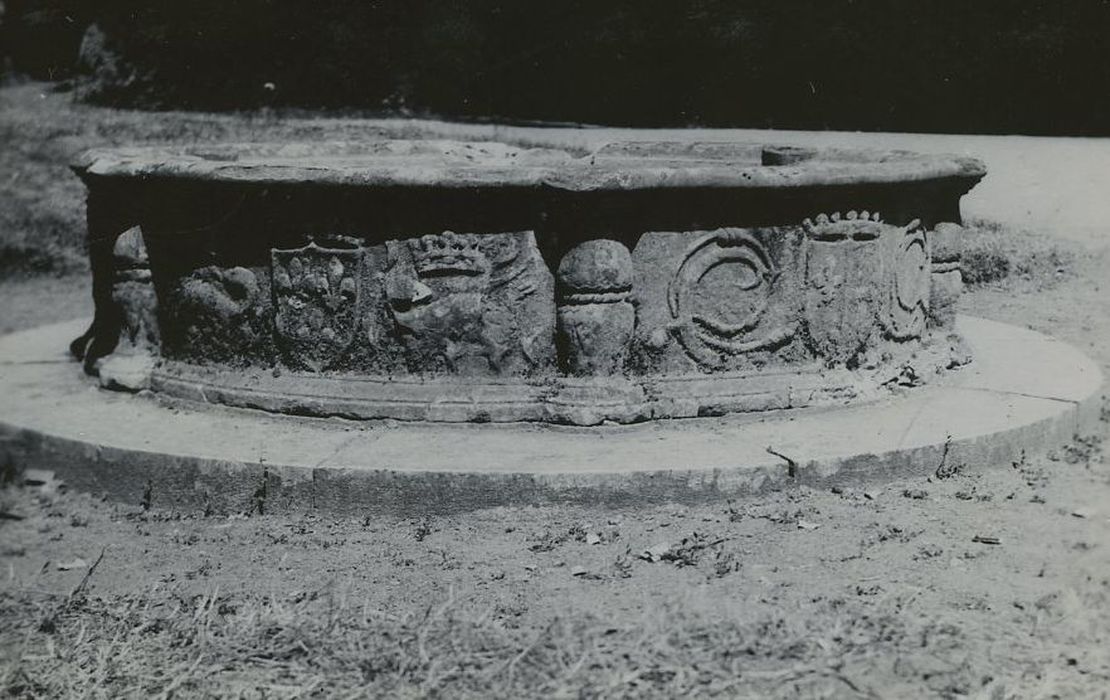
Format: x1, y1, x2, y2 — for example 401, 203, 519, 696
95, 227, 160, 391
556, 239, 635, 375
927, 222, 966, 328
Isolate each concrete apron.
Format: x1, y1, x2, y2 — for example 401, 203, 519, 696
0, 316, 1102, 516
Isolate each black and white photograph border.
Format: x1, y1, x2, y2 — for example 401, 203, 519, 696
2, 3, 1109, 697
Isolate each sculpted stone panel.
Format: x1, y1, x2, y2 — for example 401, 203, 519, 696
667, 229, 795, 368
168, 264, 268, 366
273, 242, 361, 371
632, 227, 804, 373
556, 240, 634, 375
802, 212, 887, 365
97, 226, 160, 391
926, 222, 964, 329
381, 230, 555, 376
152, 214, 946, 387
882, 220, 930, 340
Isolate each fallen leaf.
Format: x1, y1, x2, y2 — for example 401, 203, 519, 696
57, 558, 88, 571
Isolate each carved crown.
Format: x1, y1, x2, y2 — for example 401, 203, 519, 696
802, 211, 884, 240
408, 231, 487, 276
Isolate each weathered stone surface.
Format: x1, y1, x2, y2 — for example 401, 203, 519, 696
72, 139, 987, 191
557, 240, 634, 375
89, 226, 159, 391
273, 242, 361, 371
802, 216, 885, 366
68, 139, 987, 424
3, 316, 1101, 514
381, 231, 554, 376
98, 354, 157, 392
927, 222, 965, 329
557, 303, 635, 376
557, 239, 633, 294
110, 227, 159, 351
167, 265, 270, 367
633, 227, 805, 373
882, 220, 930, 340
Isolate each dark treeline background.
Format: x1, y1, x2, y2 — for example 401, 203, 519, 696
3, 0, 1109, 135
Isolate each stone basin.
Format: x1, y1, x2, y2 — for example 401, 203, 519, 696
71, 139, 986, 425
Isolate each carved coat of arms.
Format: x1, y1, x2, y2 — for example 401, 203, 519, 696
802, 213, 886, 365
382, 231, 552, 376
272, 242, 362, 371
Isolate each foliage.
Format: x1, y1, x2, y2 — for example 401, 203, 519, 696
4, 0, 1110, 134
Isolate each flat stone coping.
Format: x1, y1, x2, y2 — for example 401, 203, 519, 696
71, 140, 986, 191
0, 316, 1100, 515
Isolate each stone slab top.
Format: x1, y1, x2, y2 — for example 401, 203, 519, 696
71, 140, 987, 191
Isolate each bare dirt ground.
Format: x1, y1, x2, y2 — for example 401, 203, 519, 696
1, 83, 1109, 698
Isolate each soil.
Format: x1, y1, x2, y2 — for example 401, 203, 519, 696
0, 82, 1108, 698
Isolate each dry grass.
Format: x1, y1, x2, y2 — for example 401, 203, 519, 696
0, 580, 939, 698
3, 435, 1109, 699
960, 218, 1075, 287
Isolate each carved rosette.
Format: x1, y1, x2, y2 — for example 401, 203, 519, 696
802, 212, 886, 365
883, 220, 930, 340
666, 229, 793, 369
272, 242, 361, 371
556, 239, 635, 375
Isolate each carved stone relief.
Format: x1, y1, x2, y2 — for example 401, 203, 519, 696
632, 227, 803, 373
883, 220, 930, 340
926, 222, 964, 329
802, 212, 886, 365
98, 226, 160, 391
272, 242, 360, 371
383, 231, 554, 376
556, 239, 634, 375
666, 229, 794, 369
171, 264, 266, 366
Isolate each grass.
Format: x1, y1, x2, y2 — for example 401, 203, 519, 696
960, 218, 1075, 287
2, 429, 1109, 698
0, 577, 950, 698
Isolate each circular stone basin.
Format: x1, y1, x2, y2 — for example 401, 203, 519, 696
71, 139, 986, 425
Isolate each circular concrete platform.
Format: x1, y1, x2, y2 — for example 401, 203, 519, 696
0, 316, 1102, 515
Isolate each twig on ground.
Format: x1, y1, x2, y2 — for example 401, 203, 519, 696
67, 546, 106, 605
767, 445, 798, 478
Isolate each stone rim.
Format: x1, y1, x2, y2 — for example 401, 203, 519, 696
71, 140, 987, 191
